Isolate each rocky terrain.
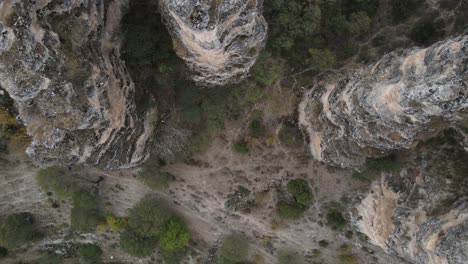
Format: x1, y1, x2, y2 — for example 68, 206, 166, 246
0, 0, 465, 264
0, 0, 156, 169
299, 34, 468, 169
159, 0, 267, 86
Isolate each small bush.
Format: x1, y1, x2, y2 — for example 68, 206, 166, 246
287, 179, 313, 206
254, 52, 282, 86
0, 212, 40, 249
219, 235, 249, 264
158, 217, 190, 252
392, 0, 420, 21
120, 228, 156, 257
352, 154, 401, 181
137, 161, 175, 190
318, 240, 329, 248
411, 18, 438, 45
326, 208, 347, 230
278, 124, 303, 148
277, 201, 306, 219
37, 254, 62, 264
70, 207, 101, 232
250, 118, 266, 139
79, 244, 102, 264
99, 215, 128, 232
233, 139, 249, 154
277, 250, 304, 264
0, 247, 7, 258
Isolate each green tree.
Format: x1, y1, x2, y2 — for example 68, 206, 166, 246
349, 12, 371, 34
219, 235, 249, 264
0, 213, 39, 249
158, 217, 190, 252
137, 161, 175, 190
79, 244, 102, 264
287, 179, 313, 206
254, 52, 281, 86
277, 201, 306, 219
120, 228, 156, 257
307, 48, 336, 71
326, 208, 347, 230
250, 118, 266, 138
127, 196, 172, 237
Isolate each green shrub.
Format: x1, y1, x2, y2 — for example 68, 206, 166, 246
392, 0, 420, 21
307, 48, 336, 70
0, 213, 40, 249
326, 208, 347, 231
219, 235, 249, 264
137, 161, 175, 190
70, 207, 101, 232
287, 179, 313, 206
318, 240, 329, 248
411, 18, 437, 45
120, 228, 156, 257
278, 124, 303, 148
277, 250, 304, 264
348, 12, 371, 34
158, 217, 190, 252
352, 154, 401, 181
254, 52, 282, 86
277, 201, 306, 219
250, 118, 266, 138
0, 247, 7, 258
127, 196, 172, 238
37, 254, 62, 264
233, 139, 249, 154
79, 244, 102, 264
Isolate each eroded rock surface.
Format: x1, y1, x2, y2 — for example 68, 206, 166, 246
159, 0, 268, 86
355, 131, 468, 264
0, 0, 155, 169
299, 35, 468, 168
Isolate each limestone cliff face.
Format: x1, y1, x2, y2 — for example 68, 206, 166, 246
159, 0, 268, 86
299, 35, 468, 168
354, 130, 468, 264
0, 0, 155, 169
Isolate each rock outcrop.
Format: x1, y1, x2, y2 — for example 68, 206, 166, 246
0, 0, 155, 169
299, 34, 468, 168
159, 0, 268, 86
355, 130, 468, 264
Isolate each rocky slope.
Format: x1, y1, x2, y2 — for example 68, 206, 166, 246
0, 0, 155, 169
299, 34, 468, 168
159, 0, 268, 86
355, 130, 467, 264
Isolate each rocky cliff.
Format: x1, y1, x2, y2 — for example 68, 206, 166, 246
159, 0, 268, 86
0, 0, 156, 169
355, 130, 467, 264
299, 34, 468, 169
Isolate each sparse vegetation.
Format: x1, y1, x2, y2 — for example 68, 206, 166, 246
250, 118, 267, 139
219, 235, 249, 264
233, 139, 250, 154
36, 166, 77, 200
278, 123, 304, 149
37, 253, 62, 264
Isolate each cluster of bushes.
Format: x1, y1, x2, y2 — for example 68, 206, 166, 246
120, 195, 190, 261
0, 212, 41, 250
277, 179, 313, 219
36, 166, 102, 232
326, 207, 347, 231
137, 160, 175, 190
352, 154, 401, 182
